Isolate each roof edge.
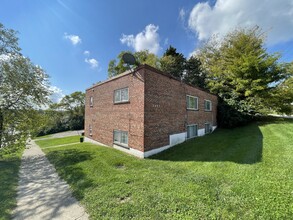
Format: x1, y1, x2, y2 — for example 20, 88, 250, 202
86, 64, 217, 97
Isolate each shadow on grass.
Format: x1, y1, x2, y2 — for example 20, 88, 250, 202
152, 123, 263, 164
46, 149, 94, 200
0, 158, 21, 220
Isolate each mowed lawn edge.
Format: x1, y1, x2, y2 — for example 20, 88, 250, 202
41, 118, 293, 219
35, 135, 81, 148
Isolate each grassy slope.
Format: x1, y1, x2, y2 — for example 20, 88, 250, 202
0, 150, 23, 220
35, 135, 80, 148
42, 119, 293, 219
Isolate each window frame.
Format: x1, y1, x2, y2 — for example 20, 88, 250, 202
89, 125, 92, 136
204, 99, 212, 111
186, 95, 198, 110
205, 123, 212, 134
114, 87, 129, 104
113, 130, 129, 147
187, 124, 198, 139
90, 96, 93, 107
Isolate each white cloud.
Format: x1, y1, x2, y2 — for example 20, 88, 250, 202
179, 8, 186, 22
64, 32, 82, 45
188, 0, 293, 45
84, 50, 90, 56
85, 58, 98, 68
120, 24, 161, 54
50, 85, 65, 103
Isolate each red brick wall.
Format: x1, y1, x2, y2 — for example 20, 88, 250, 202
84, 69, 145, 151
85, 65, 217, 153
144, 67, 217, 151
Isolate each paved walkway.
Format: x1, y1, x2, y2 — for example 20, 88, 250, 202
12, 140, 89, 220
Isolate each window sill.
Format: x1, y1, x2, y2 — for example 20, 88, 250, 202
114, 101, 130, 105
204, 110, 212, 112
187, 108, 199, 111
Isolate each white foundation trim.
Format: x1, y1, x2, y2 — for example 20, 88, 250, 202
113, 144, 144, 158
169, 132, 186, 146
84, 137, 108, 147
84, 126, 218, 158
198, 128, 205, 136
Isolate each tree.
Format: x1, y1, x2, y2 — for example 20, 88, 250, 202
108, 50, 160, 78
160, 46, 186, 79
0, 23, 51, 149
59, 91, 85, 130
35, 91, 86, 136
197, 26, 290, 127
184, 56, 206, 89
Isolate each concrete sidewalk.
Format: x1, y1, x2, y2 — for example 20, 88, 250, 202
12, 140, 88, 220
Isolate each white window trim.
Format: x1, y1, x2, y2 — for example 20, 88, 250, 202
204, 99, 212, 111
113, 130, 129, 147
204, 123, 212, 134
186, 95, 198, 110
89, 125, 92, 136
187, 124, 198, 139
90, 96, 93, 107
114, 87, 129, 104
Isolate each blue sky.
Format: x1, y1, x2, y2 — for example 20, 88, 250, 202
1, 0, 293, 102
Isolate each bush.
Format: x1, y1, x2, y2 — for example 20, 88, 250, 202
217, 98, 253, 128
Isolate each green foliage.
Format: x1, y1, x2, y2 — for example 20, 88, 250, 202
36, 91, 85, 136
264, 65, 293, 115
0, 23, 51, 149
197, 26, 290, 126
42, 119, 293, 219
184, 56, 206, 88
107, 50, 160, 78
160, 46, 186, 79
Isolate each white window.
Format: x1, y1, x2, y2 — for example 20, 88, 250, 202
204, 100, 212, 111
90, 96, 93, 107
114, 88, 129, 103
113, 130, 128, 146
205, 123, 212, 134
187, 124, 198, 139
89, 125, 92, 136
187, 95, 198, 110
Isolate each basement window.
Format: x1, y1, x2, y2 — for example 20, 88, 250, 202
90, 96, 93, 107
114, 88, 129, 103
187, 124, 198, 139
205, 123, 212, 134
89, 125, 92, 136
113, 130, 128, 147
204, 100, 212, 111
187, 95, 198, 110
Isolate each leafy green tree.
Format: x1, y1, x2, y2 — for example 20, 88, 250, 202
59, 91, 85, 130
184, 56, 206, 89
160, 46, 186, 79
108, 50, 160, 78
0, 23, 51, 149
197, 26, 290, 126
264, 65, 293, 115
36, 91, 85, 136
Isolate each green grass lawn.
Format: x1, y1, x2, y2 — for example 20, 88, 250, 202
35, 135, 80, 148
34, 134, 53, 139
0, 150, 23, 220
41, 118, 293, 219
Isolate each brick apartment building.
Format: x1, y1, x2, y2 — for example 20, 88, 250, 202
85, 64, 217, 158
